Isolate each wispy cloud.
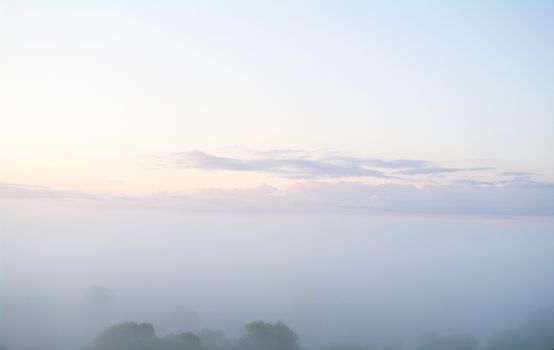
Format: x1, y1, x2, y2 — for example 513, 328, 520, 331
0, 182, 93, 199
500, 171, 538, 177
4, 149, 552, 216
169, 150, 391, 179
144, 149, 554, 216
162, 149, 457, 180
161, 149, 503, 181
501, 178, 554, 189
399, 166, 495, 175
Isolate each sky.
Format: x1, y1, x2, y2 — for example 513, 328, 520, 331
1, 0, 553, 212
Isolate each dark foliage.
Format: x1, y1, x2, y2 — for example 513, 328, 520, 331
92, 322, 160, 350
238, 321, 300, 350
162, 332, 201, 350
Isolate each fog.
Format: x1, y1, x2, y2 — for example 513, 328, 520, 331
1, 200, 553, 350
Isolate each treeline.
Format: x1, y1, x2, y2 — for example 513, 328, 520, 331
84, 313, 554, 350
1, 312, 552, 350
88, 321, 298, 350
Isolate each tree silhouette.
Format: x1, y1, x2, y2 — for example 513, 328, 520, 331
92, 322, 160, 350
199, 329, 232, 350
238, 321, 299, 350
89, 319, 301, 350
162, 332, 201, 350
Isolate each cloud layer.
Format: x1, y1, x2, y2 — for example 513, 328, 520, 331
168, 150, 392, 179
0, 182, 93, 199
3, 181, 553, 216
3, 149, 552, 216
164, 150, 500, 180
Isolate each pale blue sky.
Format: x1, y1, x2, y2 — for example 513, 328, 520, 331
1, 0, 553, 213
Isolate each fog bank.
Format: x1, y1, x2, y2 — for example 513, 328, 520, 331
1, 200, 553, 350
